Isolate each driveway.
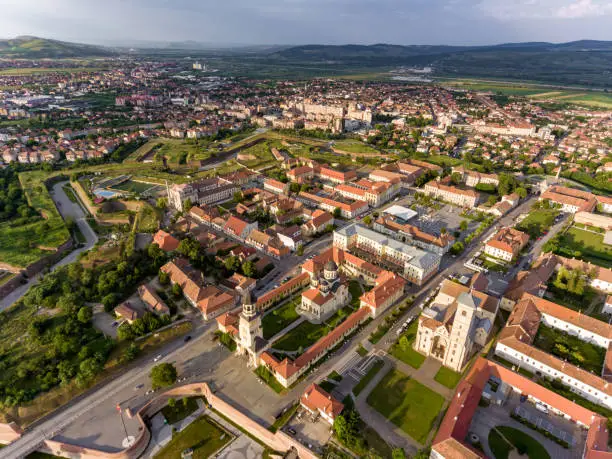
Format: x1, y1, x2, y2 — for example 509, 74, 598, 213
0, 181, 98, 311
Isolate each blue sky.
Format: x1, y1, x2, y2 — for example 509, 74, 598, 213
1, 0, 611, 45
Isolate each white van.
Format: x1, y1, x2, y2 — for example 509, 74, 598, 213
535, 402, 549, 414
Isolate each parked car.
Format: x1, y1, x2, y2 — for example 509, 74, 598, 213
535, 402, 549, 414
184, 335, 192, 342
153, 354, 163, 362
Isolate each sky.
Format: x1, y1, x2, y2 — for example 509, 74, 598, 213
1, 0, 611, 46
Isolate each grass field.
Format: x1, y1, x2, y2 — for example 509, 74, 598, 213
353, 359, 384, 396
262, 299, 301, 339
516, 208, 558, 239
434, 367, 463, 389
332, 139, 380, 155
271, 318, 329, 352
554, 226, 612, 268
0, 174, 71, 268
236, 140, 279, 168
367, 369, 445, 444
488, 426, 550, 459
110, 180, 156, 194
154, 415, 231, 459
390, 321, 426, 369
161, 397, 200, 424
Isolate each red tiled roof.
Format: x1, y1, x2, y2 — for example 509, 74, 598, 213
300, 384, 344, 419
153, 230, 180, 252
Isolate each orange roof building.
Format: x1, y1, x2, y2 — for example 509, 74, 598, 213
484, 227, 529, 262
300, 384, 344, 424
153, 230, 180, 252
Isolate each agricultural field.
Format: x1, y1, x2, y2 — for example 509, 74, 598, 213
0, 67, 103, 76
440, 78, 612, 109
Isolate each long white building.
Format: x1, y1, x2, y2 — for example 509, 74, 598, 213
333, 223, 440, 286
495, 294, 612, 410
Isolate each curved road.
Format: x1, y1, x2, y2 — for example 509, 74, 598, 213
0, 181, 98, 311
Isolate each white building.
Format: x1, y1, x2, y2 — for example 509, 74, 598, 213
416, 279, 499, 372
300, 261, 349, 322
333, 224, 440, 286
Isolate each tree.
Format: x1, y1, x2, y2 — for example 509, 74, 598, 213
459, 220, 468, 232
515, 187, 528, 198
450, 172, 462, 186
241, 260, 256, 278
363, 215, 372, 226
233, 191, 244, 203
450, 241, 464, 255
171, 283, 182, 298
333, 207, 341, 218
440, 226, 447, 235
487, 195, 498, 206
392, 448, 407, 459
159, 271, 170, 286
77, 306, 93, 324
399, 335, 410, 350
296, 245, 304, 256
156, 197, 168, 209
167, 397, 176, 408
183, 198, 193, 211
150, 363, 177, 389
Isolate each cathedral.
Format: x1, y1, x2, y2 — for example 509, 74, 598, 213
299, 260, 350, 323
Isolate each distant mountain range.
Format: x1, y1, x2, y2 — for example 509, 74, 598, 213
1, 36, 611, 87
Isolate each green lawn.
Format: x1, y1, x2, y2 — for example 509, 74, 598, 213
488, 426, 551, 459
356, 344, 368, 357
348, 280, 363, 308
516, 208, 558, 239
390, 321, 426, 369
367, 369, 445, 443
534, 323, 605, 373
161, 397, 200, 424
110, 180, 156, 194
434, 367, 463, 389
262, 299, 301, 339
353, 360, 384, 396
154, 415, 232, 459
272, 319, 328, 351
332, 139, 380, 155
555, 227, 612, 269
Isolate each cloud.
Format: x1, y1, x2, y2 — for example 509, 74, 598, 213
0, 0, 610, 46
478, 0, 612, 20
556, 0, 612, 18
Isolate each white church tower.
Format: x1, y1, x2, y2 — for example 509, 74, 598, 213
238, 291, 263, 366
444, 292, 478, 371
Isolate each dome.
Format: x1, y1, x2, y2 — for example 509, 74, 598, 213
324, 260, 338, 272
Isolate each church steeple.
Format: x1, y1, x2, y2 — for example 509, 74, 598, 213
242, 290, 256, 319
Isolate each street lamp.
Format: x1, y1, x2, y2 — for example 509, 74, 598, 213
116, 403, 130, 446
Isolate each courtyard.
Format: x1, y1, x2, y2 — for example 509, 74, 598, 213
366, 368, 445, 444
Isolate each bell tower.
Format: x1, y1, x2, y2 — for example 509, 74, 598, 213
238, 291, 262, 364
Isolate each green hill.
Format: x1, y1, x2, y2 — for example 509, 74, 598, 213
0, 36, 115, 58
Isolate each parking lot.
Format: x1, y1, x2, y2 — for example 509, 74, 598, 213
284, 407, 334, 453
92, 305, 120, 339
469, 390, 587, 459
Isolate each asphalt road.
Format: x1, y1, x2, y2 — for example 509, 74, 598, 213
0, 181, 98, 311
